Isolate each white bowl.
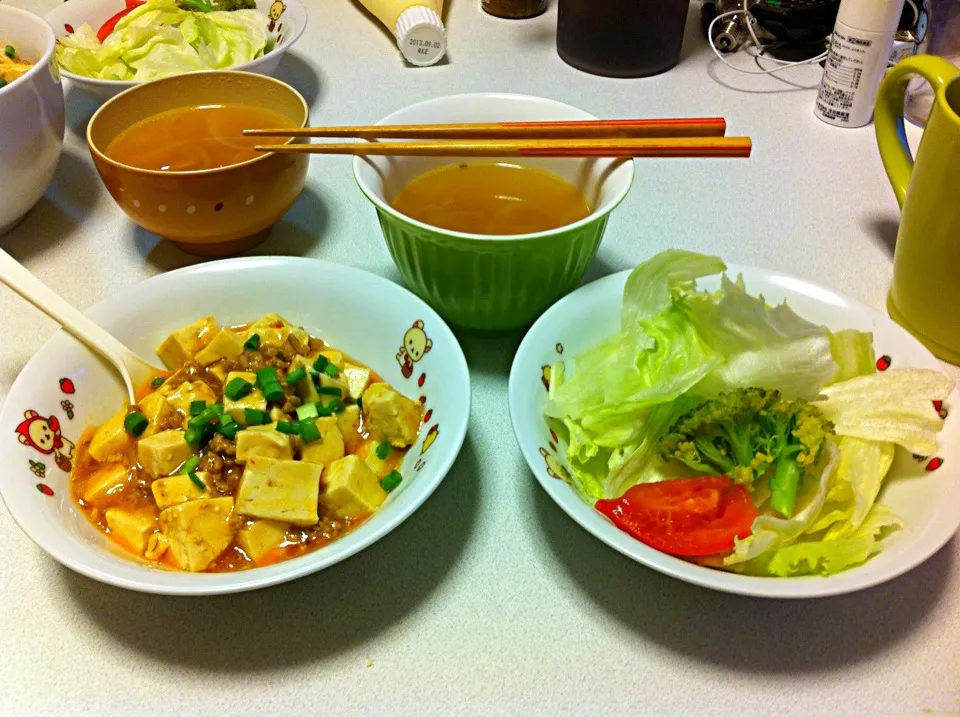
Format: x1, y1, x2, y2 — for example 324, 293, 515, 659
44, 0, 306, 101
509, 264, 960, 599
0, 5, 65, 235
0, 257, 470, 595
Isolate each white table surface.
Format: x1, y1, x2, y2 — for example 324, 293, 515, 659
2, 2, 958, 716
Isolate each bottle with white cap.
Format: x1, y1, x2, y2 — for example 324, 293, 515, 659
814, 0, 907, 127
356, 0, 447, 66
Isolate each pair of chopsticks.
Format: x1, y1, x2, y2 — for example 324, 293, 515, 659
244, 117, 752, 158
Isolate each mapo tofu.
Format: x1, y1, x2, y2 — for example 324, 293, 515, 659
70, 314, 423, 572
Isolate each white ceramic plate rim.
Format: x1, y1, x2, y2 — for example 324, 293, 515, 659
352, 92, 636, 242
0, 257, 470, 595
509, 264, 960, 599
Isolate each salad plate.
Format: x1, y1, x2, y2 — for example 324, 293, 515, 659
509, 262, 959, 599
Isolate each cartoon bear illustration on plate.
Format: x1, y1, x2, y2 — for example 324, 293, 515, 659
397, 320, 432, 379
539, 447, 570, 482
268, 0, 285, 31
15, 410, 75, 473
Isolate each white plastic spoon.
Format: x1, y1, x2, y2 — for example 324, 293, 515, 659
0, 248, 163, 404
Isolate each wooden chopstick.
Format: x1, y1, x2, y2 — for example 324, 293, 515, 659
252, 137, 753, 159
244, 117, 728, 140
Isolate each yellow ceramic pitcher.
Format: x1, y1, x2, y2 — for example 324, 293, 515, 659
875, 55, 960, 364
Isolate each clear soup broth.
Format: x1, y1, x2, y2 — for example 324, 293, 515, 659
105, 104, 295, 172
390, 161, 592, 235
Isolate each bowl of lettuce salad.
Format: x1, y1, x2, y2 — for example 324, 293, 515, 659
44, 0, 305, 101
509, 250, 959, 598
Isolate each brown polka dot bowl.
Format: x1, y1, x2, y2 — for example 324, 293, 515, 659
87, 71, 308, 256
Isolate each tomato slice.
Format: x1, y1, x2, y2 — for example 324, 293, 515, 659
595, 476, 758, 557
97, 2, 144, 43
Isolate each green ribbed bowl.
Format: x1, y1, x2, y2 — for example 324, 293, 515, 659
353, 93, 635, 332
373, 205, 612, 332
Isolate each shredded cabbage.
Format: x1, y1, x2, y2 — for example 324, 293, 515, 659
55, 0, 272, 81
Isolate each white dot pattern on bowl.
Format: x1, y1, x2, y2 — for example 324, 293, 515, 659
245, 195, 255, 206
186, 205, 196, 215
158, 205, 166, 213
132, 199, 140, 208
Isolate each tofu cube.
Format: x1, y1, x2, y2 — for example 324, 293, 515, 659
343, 364, 371, 401
288, 356, 320, 404
151, 472, 209, 510
236, 456, 323, 526
138, 391, 177, 438
237, 519, 288, 562
88, 408, 133, 462
300, 417, 345, 467
194, 328, 245, 367
137, 430, 194, 478
156, 316, 219, 370
159, 497, 237, 572
361, 382, 423, 448
79, 462, 130, 502
319, 371, 349, 398
207, 360, 230, 384
223, 371, 267, 424
243, 313, 304, 349
317, 349, 343, 367
337, 405, 363, 453
322, 455, 388, 517
164, 380, 218, 423
236, 425, 294, 462
105, 509, 157, 554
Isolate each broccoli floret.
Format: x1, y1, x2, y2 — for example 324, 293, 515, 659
177, 0, 256, 11
658, 388, 834, 517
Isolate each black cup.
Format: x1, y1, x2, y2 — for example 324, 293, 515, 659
557, 0, 690, 78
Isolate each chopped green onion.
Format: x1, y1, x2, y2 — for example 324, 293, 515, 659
188, 471, 206, 490
220, 424, 241, 440
255, 365, 279, 387
243, 333, 261, 351
380, 470, 402, 492
315, 401, 334, 417
312, 355, 329, 372
330, 398, 346, 414
296, 402, 319, 421
317, 386, 342, 396
357, 396, 363, 411
299, 419, 321, 443
245, 408, 268, 425
375, 441, 391, 460
151, 377, 165, 388
324, 363, 341, 378
189, 400, 206, 416
179, 455, 201, 475
123, 411, 148, 437
4, 45, 15, 60
218, 416, 241, 440
0, 79, 8, 89
276, 421, 300, 435
264, 385, 284, 402
184, 425, 203, 448
285, 366, 306, 385
255, 366, 285, 402
188, 403, 223, 430
224, 377, 253, 401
